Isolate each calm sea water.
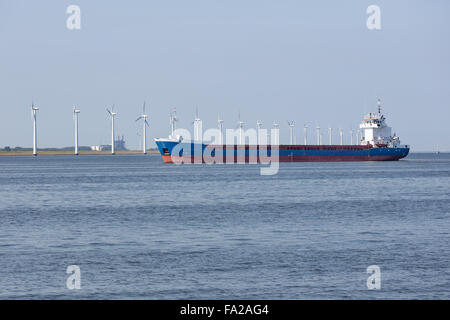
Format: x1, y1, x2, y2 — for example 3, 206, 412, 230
0, 153, 449, 299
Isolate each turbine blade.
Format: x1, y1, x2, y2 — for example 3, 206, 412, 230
136, 116, 142, 122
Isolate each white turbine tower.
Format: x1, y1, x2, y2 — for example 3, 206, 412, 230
193, 107, 202, 142
256, 120, 263, 145
217, 114, 224, 145
272, 121, 279, 145
316, 125, 321, 145
169, 108, 178, 139
287, 121, 295, 145
106, 107, 117, 155
328, 127, 332, 145
339, 128, 343, 145
350, 128, 354, 145
136, 101, 149, 154
73, 107, 80, 155
304, 124, 308, 145
237, 112, 245, 145
31, 102, 39, 156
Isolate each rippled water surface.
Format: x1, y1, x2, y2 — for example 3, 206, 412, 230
0, 153, 449, 299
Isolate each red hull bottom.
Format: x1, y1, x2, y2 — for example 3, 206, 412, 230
161, 155, 402, 163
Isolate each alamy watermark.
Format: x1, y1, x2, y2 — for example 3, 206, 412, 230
366, 265, 381, 290
366, 5, 381, 30
66, 5, 81, 30
63, 5, 382, 32
66, 265, 81, 290
169, 126, 280, 175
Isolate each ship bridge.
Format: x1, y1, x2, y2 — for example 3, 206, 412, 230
359, 99, 400, 148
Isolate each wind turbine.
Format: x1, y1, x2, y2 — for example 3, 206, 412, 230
106, 106, 117, 155
272, 121, 279, 145
237, 111, 244, 145
73, 107, 80, 155
192, 107, 202, 141
339, 128, 343, 145
304, 124, 308, 145
350, 128, 354, 145
287, 121, 295, 145
328, 127, 332, 145
136, 101, 149, 154
256, 120, 263, 145
316, 125, 321, 145
217, 114, 224, 145
31, 101, 39, 156
169, 108, 178, 139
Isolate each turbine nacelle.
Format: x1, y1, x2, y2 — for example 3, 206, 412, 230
217, 113, 224, 124
106, 108, 117, 116
256, 120, 263, 129
136, 114, 148, 121
31, 100, 39, 111
137, 101, 148, 122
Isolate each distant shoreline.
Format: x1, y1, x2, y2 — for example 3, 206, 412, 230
0, 150, 160, 156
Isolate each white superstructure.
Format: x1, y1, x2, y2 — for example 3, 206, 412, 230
359, 99, 403, 148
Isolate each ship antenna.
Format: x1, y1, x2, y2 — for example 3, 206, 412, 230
377, 98, 382, 114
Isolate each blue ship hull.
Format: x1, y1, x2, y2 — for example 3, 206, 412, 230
155, 140, 410, 163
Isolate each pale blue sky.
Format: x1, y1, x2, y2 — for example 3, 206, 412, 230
0, 0, 449, 150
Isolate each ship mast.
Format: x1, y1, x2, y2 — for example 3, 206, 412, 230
170, 108, 178, 138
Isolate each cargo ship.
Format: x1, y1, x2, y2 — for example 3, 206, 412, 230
155, 99, 409, 163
